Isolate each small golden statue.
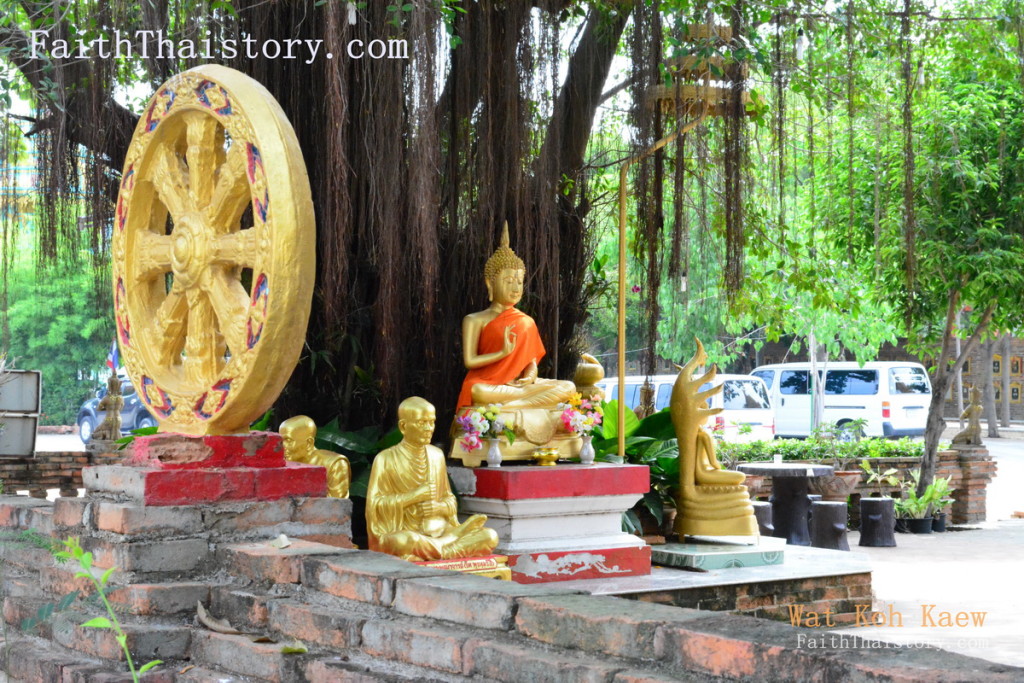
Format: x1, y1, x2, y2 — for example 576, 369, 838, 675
92, 375, 125, 441
951, 385, 984, 447
368, 397, 499, 561
573, 353, 606, 403
671, 340, 757, 537
452, 223, 579, 465
280, 416, 351, 498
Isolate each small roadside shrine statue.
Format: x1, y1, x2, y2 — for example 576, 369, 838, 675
91, 375, 124, 441
367, 397, 498, 561
280, 416, 351, 498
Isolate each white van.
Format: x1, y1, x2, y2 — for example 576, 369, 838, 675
596, 373, 774, 443
750, 361, 931, 439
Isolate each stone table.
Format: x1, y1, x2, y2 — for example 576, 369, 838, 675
737, 463, 834, 546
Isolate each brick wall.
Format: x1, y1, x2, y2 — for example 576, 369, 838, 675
632, 572, 872, 625
0, 450, 122, 498
1, 492, 1019, 682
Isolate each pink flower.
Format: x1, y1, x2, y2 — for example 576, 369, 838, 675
631, 285, 641, 293
461, 434, 482, 451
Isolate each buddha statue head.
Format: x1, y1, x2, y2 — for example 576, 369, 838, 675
484, 222, 525, 307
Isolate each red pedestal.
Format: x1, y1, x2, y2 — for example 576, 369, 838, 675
84, 432, 327, 505
452, 464, 651, 583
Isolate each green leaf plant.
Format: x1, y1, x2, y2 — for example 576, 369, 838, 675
54, 538, 162, 681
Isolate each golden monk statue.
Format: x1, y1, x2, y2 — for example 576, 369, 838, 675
452, 223, 579, 465
368, 397, 498, 561
671, 340, 757, 537
280, 416, 351, 498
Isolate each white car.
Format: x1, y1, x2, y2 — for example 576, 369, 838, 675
750, 361, 931, 439
596, 373, 775, 443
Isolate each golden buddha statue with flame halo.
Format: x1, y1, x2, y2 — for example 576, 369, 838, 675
452, 224, 580, 466
368, 397, 499, 561
280, 416, 351, 498
671, 340, 757, 537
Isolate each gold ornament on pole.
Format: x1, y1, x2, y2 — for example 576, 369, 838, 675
112, 64, 315, 436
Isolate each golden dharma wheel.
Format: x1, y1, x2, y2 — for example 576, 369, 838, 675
112, 65, 314, 435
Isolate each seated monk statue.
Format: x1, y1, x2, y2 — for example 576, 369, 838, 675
280, 416, 351, 498
457, 222, 575, 411
368, 397, 498, 561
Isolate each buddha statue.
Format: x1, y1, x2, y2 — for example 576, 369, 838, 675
457, 222, 576, 410
452, 223, 579, 466
368, 397, 499, 561
280, 416, 351, 498
671, 339, 757, 537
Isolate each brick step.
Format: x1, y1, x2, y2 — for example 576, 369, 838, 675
175, 664, 263, 682
54, 496, 353, 546
50, 613, 191, 663
189, 630, 312, 682
0, 632, 173, 683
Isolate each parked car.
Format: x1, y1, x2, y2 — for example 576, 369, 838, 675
596, 373, 775, 442
750, 361, 931, 439
76, 377, 157, 443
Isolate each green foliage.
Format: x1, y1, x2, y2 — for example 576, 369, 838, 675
4, 238, 112, 425
314, 420, 400, 499
718, 437, 926, 467
54, 537, 162, 681
592, 401, 680, 527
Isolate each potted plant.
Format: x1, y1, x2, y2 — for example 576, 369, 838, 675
929, 476, 954, 532
894, 470, 952, 534
808, 422, 866, 502
857, 458, 900, 546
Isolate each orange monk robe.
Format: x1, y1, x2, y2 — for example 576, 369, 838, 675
457, 308, 546, 408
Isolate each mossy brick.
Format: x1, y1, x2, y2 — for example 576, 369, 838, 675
612, 669, 706, 683
84, 670, 175, 683
24, 505, 55, 535
210, 586, 273, 630
175, 665, 254, 682
85, 537, 209, 573
51, 614, 191, 662
201, 498, 293, 536
5, 645, 93, 683
107, 582, 211, 615
360, 618, 471, 675
301, 551, 451, 605
191, 630, 307, 682
303, 659, 398, 683
39, 564, 98, 596
217, 539, 344, 584
94, 502, 204, 536
515, 593, 713, 661
462, 638, 623, 683
0, 494, 53, 528
293, 496, 352, 525
53, 496, 91, 530
294, 532, 356, 548
5, 597, 56, 638
268, 600, 364, 650
393, 572, 583, 630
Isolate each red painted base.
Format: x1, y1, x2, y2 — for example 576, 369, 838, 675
469, 463, 649, 500
507, 545, 651, 584
84, 462, 327, 506
125, 432, 285, 469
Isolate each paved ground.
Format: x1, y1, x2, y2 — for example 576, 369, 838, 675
842, 436, 1024, 668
